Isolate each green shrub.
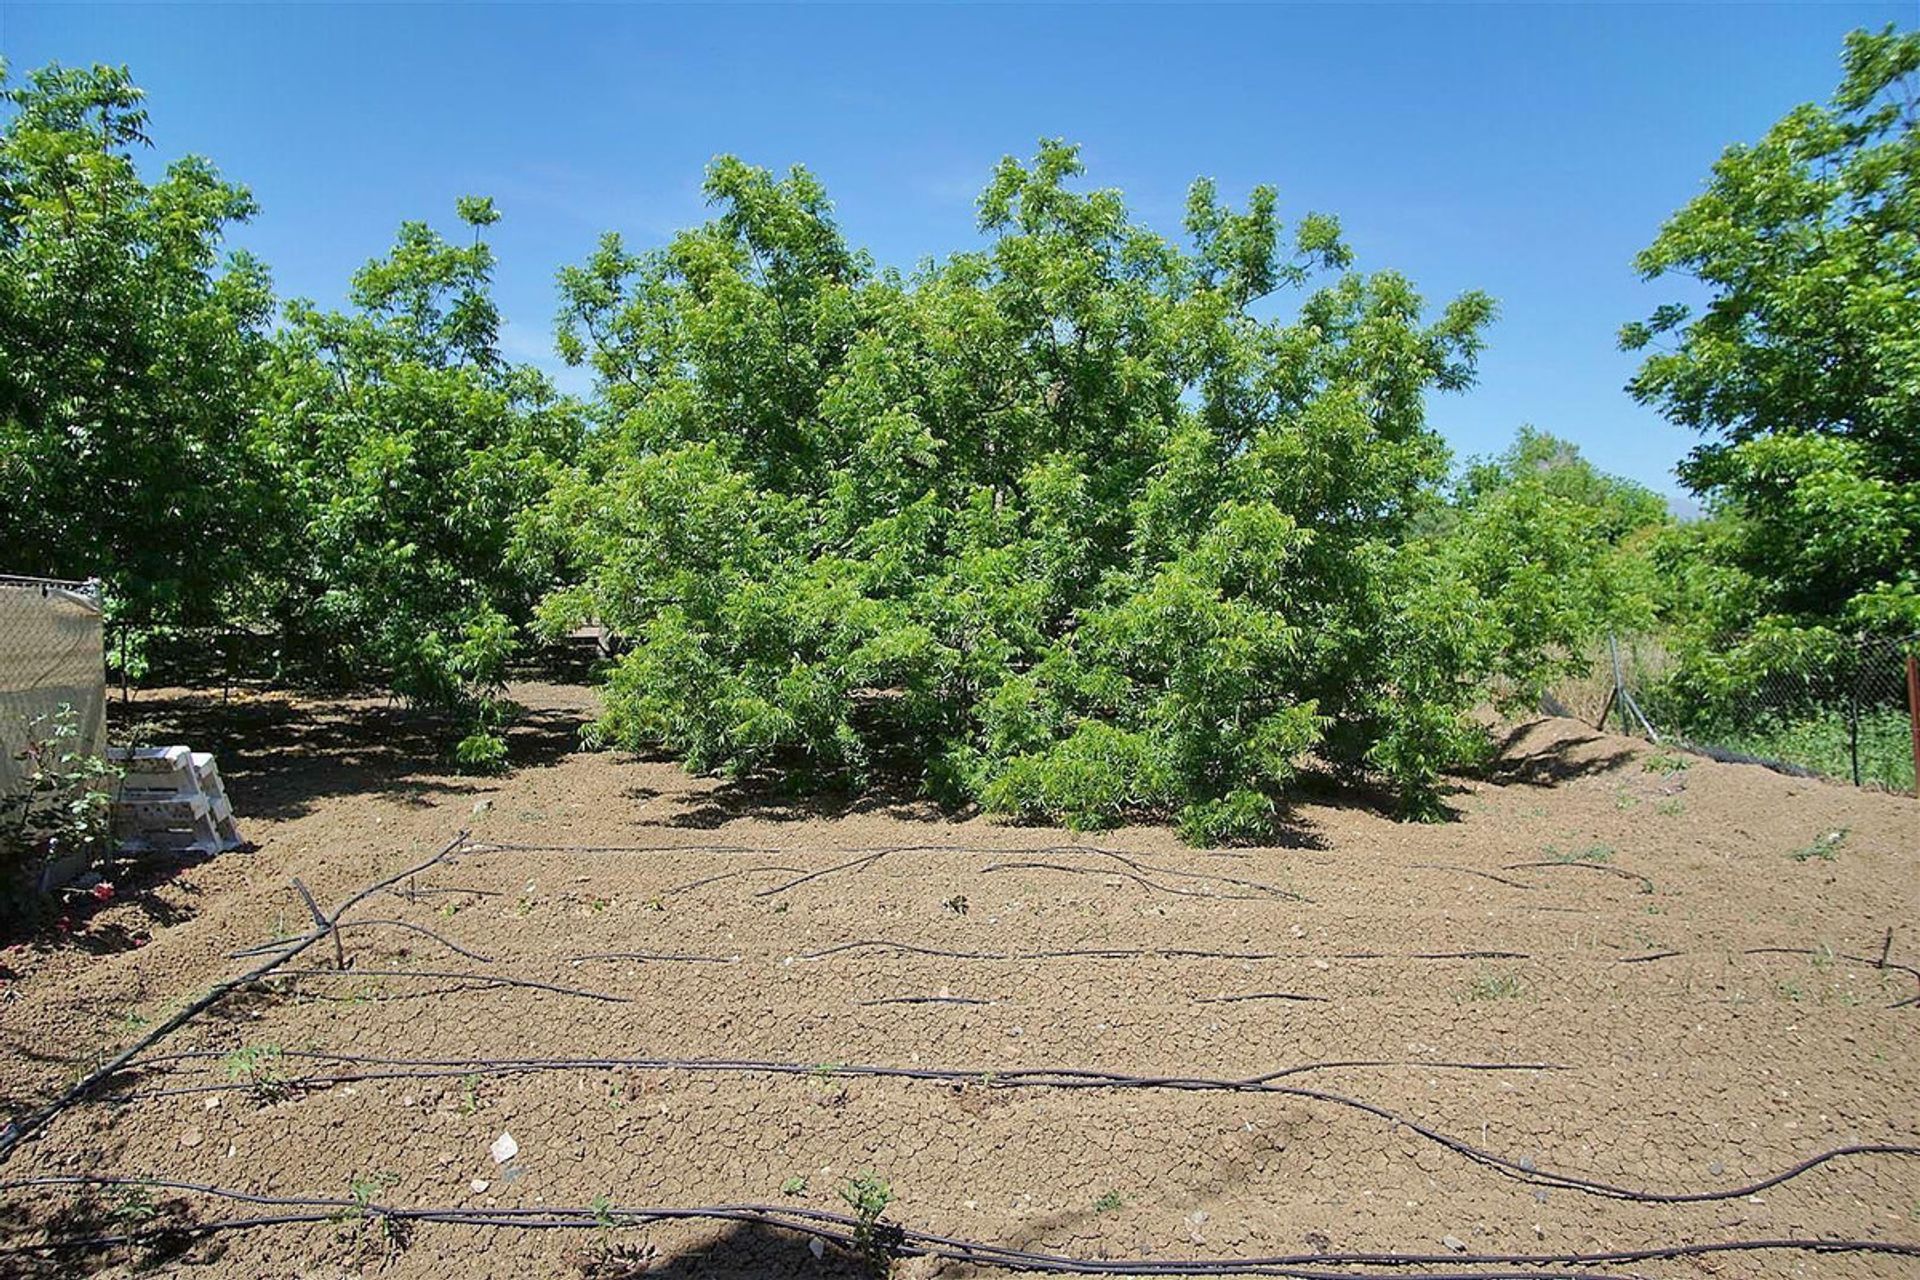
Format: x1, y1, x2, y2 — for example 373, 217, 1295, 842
538, 145, 1608, 841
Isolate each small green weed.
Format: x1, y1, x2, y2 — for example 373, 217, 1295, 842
1551, 842, 1613, 864
781, 1175, 808, 1196
1643, 750, 1690, 777
1459, 970, 1524, 1001
1789, 828, 1848, 862
1093, 1189, 1124, 1214
224, 1043, 288, 1103
838, 1173, 896, 1277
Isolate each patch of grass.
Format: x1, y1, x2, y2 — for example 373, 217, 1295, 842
1654, 797, 1685, 817
1701, 709, 1913, 792
1548, 842, 1613, 864
1789, 828, 1848, 862
1643, 750, 1690, 777
1459, 969, 1524, 1001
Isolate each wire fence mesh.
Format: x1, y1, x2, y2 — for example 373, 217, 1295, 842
0, 575, 107, 797
1550, 629, 1920, 794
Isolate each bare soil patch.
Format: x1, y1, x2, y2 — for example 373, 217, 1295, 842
1, 682, 1916, 1278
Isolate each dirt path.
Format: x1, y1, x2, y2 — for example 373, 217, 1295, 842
1, 682, 1916, 1278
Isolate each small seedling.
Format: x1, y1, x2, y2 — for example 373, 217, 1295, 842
807, 1061, 849, 1107
1789, 828, 1848, 862
343, 1171, 398, 1217
1655, 798, 1684, 817
224, 1043, 288, 1104
1093, 1189, 1124, 1214
781, 1175, 808, 1195
106, 1180, 158, 1228
838, 1173, 896, 1277
590, 1193, 618, 1231
460, 1073, 481, 1115
943, 894, 969, 915
333, 1170, 408, 1254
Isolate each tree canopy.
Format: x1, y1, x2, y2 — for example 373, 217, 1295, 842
1623, 25, 1920, 646
536, 143, 1549, 837
0, 62, 272, 624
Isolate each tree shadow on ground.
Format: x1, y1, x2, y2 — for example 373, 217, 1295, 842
1478, 721, 1637, 788
658, 775, 949, 831
571, 1222, 865, 1279
109, 686, 588, 822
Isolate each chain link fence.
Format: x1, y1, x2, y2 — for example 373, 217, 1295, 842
1547, 629, 1920, 794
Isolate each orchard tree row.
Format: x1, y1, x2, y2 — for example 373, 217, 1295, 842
1, 27, 1914, 835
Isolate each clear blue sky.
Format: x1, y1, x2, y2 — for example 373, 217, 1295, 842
4, 2, 1911, 500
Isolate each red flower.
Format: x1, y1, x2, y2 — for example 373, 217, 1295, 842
89, 882, 116, 903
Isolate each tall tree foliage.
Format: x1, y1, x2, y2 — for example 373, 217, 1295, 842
1622, 25, 1920, 684
0, 63, 272, 622
543, 144, 1513, 838
259, 199, 582, 764
1436, 427, 1669, 699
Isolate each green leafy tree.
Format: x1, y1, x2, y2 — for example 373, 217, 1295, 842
1436, 427, 1668, 700
259, 199, 582, 764
1622, 25, 1920, 669
543, 143, 1512, 836
0, 62, 273, 624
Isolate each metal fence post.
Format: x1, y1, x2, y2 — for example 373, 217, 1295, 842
1907, 651, 1920, 800
1847, 640, 1863, 788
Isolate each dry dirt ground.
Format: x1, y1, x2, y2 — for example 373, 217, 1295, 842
1, 681, 1916, 1280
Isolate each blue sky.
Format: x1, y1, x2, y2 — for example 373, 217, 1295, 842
4, 2, 1910, 499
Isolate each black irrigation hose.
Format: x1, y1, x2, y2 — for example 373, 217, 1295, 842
856, 995, 994, 1006
464, 840, 1308, 903
982, 860, 1285, 901
1193, 991, 1328, 1004
566, 951, 741, 965
1499, 862, 1655, 894
6, 1176, 1920, 1279
796, 940, 1528, 964
1608, 946, 1920, 1007
271, 967, 630, 1004
1409, 865, 1536, 889
94, 1048, 1920, 1206
755, 850, 892, 897
664, 864, 807, 894
228, 918, 495, 964
0, 831, 474, 1166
